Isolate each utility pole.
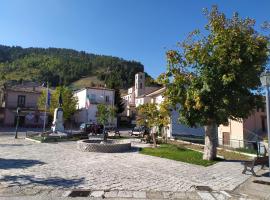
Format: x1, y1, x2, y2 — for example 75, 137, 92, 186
265, 84, 270, 176
15, 107, 21, 139
260, 72, 270, 177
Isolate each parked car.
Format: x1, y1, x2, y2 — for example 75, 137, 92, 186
104, 126, 120, 136
80, 123, 104, 135
129, 126, 148, 137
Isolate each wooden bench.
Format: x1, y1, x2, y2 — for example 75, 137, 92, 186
242, 156, 269, 176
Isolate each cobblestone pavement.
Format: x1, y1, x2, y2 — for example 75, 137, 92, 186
0, 135, 258, 199
0, 188, 255, 200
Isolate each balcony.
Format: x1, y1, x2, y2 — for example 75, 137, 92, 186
89, 99, 113, 105
6, 101, 38, 109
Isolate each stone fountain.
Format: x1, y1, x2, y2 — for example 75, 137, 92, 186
77, 139, 131, 153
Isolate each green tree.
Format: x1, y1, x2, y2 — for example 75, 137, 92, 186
114, 88, 125, 114
96, 104, 111, 141
158, 98, 171, 142
108, 106, 116, 126
159, 6, 269, 160
137, 103, 170, 147
38, 86, 78, 121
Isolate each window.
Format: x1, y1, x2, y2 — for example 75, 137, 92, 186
17, 95, 25, 107
261, 116, 266, 132
140, 75, 142, 79
105, 95, 110, 103
140, 83, 142, 89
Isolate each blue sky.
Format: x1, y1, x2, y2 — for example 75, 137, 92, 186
0, 0, 269, 78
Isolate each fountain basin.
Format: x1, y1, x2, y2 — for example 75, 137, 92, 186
77, 139, 131, 153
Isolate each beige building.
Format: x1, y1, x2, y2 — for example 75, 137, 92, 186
0, 81, 48, 127
218, 108, 267, 148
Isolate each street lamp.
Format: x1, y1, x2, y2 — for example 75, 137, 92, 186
15, 107, 21, 139
260, 71, 270, 175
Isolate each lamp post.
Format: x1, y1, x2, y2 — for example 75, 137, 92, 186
15, 107, 21, 139
43, 81, 49, 133
260, 71, 270, 175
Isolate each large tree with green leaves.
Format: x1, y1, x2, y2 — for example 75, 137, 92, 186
96, 104, 116, 141
38, 86, 78, 121
137, 102, 170, 147
159, 6, 269, 160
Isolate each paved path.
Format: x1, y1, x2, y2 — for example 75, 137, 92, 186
0, 135, 257, 199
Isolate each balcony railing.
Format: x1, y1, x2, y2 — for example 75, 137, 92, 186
89, 100, 113, 105
6, 101, 38, 109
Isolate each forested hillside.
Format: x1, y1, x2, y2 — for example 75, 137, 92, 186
0, 45, 157, 89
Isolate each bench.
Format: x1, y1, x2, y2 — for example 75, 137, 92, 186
242, 156, 269, 176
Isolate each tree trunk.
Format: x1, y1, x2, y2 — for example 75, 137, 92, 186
203, 119, 218, 160
151, 127, 157, 148
103, 123, 108, 142
152, 132, 157, 148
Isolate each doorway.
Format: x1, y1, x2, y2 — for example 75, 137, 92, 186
222, 132, 230, 146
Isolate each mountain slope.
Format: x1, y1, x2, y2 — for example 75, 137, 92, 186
0, 45, 157, 89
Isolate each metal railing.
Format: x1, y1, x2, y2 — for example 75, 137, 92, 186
6, 101, 38, 109
174, 135, 266, 156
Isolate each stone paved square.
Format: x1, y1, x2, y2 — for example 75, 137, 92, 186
0, 135, 253, 194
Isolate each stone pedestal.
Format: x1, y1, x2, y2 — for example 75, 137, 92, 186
51, 107, 64, 133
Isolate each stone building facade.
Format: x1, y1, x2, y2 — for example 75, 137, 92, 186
0, 81, 48, 127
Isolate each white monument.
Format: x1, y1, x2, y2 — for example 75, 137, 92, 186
51, 107, 64, 133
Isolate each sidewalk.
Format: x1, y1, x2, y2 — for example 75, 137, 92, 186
233, 169, 270, 200
1, 171, 269, 199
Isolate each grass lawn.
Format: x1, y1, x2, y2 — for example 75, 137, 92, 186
140, 144, 220, 166
235, 147, 257, 155
168, 140, 252, 160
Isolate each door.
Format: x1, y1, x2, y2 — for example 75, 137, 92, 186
222, 132, 230, 146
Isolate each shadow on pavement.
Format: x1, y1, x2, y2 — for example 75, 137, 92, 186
0, 158, 45, 169
259, 171, 270, 177
0, 175, 85, 188
220, 159, 245, 163
0, 144, 32, 147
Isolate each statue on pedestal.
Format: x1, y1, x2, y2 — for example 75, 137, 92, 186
51, 91, 64, 133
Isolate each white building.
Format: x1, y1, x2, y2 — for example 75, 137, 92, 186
122, 72, 160, 118
73, 87, 115, 124
146, 86, 266, 148
145, 87, 204, 138
121, 72, 204, 138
